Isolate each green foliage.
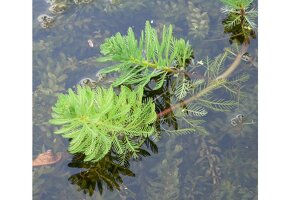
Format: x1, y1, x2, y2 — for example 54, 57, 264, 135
203, 52, 227, 80
34, 0, 257, 198
49, 85, 157, 162
221, 0, 254, 10
161, 51, 244, 136
173, 52, 229, 102
182, 104, 208, 117
196, 57, 238, 112
173, 76, 205, 101
220, 0, 257, 43
174, 78, 191, 100
173, 52, 238, 114
97, 21, 193, 87
197, 97, 237, 112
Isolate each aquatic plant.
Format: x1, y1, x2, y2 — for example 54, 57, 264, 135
33, 51, 78, 157
182, 85, 257, 200
49, 85, 157, 162
49, 19, 251, 165
186, 2, 209, 39
33, 0, 258, 198
154, 0, 187, 23
179, 135, 222, 199
145, 138, 183, 200
138, 49, 246, 136
76, 0, 148, 15
221, 0, 257, 24
196, 137, 221, 186
220, 0, 257, 43
157, 50, 248, 118
97, 21, 193, 88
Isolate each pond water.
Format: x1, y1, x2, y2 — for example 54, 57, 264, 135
33, 0, 258, 199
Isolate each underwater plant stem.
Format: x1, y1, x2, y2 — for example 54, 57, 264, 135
157, 43, 249, 118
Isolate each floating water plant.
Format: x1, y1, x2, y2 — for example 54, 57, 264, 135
49, 20, 252, 165
157, 49, 249, 118
96, 21, 193, 88
31, 0, 259, 198
221, 0, 257, 28
49, 85, 157, 162
220, 0, 257, 43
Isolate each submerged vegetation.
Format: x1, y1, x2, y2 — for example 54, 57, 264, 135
33, 0, 258, 199
186, 2, 209, 39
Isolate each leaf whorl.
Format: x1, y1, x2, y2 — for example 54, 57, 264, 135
50, 85, 157, 162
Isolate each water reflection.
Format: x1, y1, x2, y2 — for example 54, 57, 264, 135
68, 137, 157, 196
68, 153, 135, 196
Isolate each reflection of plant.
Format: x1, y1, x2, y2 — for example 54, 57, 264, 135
67, 136, 157, 196
50, 85, 157, 162
68, 153, 135, 196
220, 0, 257, 43
97, 21, 193, 87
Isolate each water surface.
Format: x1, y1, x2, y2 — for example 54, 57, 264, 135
33, 0, 258, 199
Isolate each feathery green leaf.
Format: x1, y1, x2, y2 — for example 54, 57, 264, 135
97, 21, 193, 88
50, 85, 157, 162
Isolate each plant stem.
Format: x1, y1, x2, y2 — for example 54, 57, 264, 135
130, 58, 178, 73
157, 43, 249, 118
216, 43, 248, 79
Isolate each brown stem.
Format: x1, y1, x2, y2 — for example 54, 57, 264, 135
157, 43, 249, 118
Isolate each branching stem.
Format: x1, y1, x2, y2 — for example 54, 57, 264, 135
157, 43, 249, 118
